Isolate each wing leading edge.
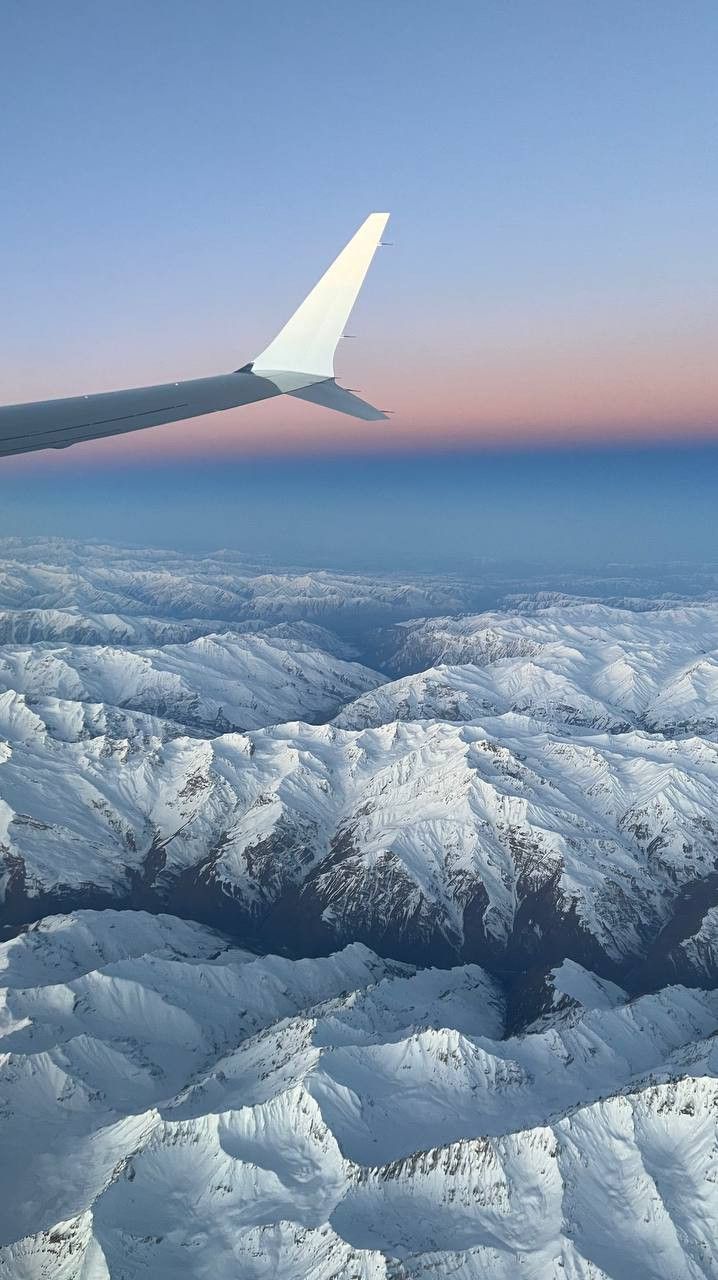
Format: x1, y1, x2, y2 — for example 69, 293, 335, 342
0, 212, 390, 459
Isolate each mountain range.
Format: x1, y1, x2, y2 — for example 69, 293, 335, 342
2, 909, 717, 1278
1, 539, 718, 1277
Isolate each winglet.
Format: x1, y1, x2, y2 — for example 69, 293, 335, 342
252, 213, 389, 378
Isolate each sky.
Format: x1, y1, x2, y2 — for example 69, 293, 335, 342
3, 447, 717, 570
1, 0, 717, 563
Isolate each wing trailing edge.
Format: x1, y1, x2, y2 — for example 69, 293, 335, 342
287, 378, 388, 421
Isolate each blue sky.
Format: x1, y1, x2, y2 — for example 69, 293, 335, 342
1, 1, 717, 562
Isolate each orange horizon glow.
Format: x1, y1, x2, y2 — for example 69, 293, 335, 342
3, 322, 718, 469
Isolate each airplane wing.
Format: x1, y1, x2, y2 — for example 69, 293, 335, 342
0, 212, 390, 459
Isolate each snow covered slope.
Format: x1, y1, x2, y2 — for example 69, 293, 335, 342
378, 603, 718, 735
0, 631, 382, 735
3, 705, 718, 982
1, 910, 717, 1279
0, 608, 228, 647
0, 539, 478, 629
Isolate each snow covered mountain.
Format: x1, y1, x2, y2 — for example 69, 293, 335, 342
0, 539, 481, 634
2, 548, 718, 984
0, 607, 228, 647
378, 603, 718, 735
0, 631, 382, 735
1, 909, 717, 1279
3, 539, 718, 1277
0, 607, 359, 655
3, 701, 718, 986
